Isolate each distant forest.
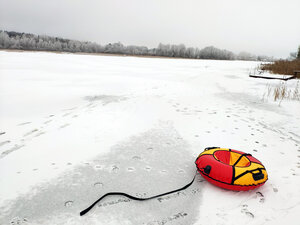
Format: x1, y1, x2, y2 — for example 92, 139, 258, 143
0, 30, 273, 61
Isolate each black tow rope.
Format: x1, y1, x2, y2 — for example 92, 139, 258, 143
80, 172, 197, 216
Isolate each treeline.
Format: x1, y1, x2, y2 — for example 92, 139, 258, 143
0, 31, 273, 61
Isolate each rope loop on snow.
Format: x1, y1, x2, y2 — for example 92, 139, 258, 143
80, 171, 197, 216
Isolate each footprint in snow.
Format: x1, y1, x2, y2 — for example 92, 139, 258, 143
34, 131, 45, 137
43, 120, 52, 124
18, 122, 31, 126
241, 204, 254, 218
245, 211, 254, 218
160, 170, 168, 174
10, 217, 28, 225
59, 124, 70, 129
1, 144, 25, 158
64, 107, 77, 111
94, 165, 102, 170
111, 165, 119, 173
256, 191, 265, 203
0, 140, 10, 147
127, 167, 135, 172
23, 129, 38, 137
197, 177, 205, 183
135, 193, 147, 198
94, 182, 104, 188
62, 112, 72, 117
145, 166, 152, 171
132, 155, 141, 160
64, 201, 73, 207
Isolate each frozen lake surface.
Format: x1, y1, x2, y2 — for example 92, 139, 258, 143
0, 51, 299, 224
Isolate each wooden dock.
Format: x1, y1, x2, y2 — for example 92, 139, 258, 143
249, 74, 296, 81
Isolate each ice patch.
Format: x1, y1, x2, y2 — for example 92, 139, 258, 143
0, 123, 202, 225
84, 95, 127, 105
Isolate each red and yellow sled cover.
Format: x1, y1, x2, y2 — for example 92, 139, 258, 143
195, 147, 268, 191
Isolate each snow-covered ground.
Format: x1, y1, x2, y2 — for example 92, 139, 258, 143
0, 51, 299, 225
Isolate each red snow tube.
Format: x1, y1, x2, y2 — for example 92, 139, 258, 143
195, 147, 268, 191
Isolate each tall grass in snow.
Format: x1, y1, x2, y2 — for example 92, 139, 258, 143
262, 81, 300, 103
261, 60, 300, 76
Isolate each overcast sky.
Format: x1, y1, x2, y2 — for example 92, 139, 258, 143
0, 0, 299, 58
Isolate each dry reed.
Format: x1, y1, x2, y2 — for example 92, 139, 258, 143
263, 81, 300, 103
261, 60, 300, 77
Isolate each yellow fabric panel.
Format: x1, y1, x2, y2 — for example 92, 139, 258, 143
234, 169, 268, 186
234, 162, 263, 177
229, 152, 241, 166
234, 162, 267, 185
229, 152, 250, 167
235, 157, 250, 167
199, 148, 228, 157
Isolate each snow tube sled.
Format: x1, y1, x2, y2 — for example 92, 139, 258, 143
195, 147, 268, 191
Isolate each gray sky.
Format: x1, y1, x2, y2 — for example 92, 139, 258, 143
0, 0, 299, 58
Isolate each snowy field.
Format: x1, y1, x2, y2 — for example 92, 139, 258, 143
0, 51, 299, 225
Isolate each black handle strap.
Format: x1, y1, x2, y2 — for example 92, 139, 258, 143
252, 168, 264, 181
80, 172, 197, 216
